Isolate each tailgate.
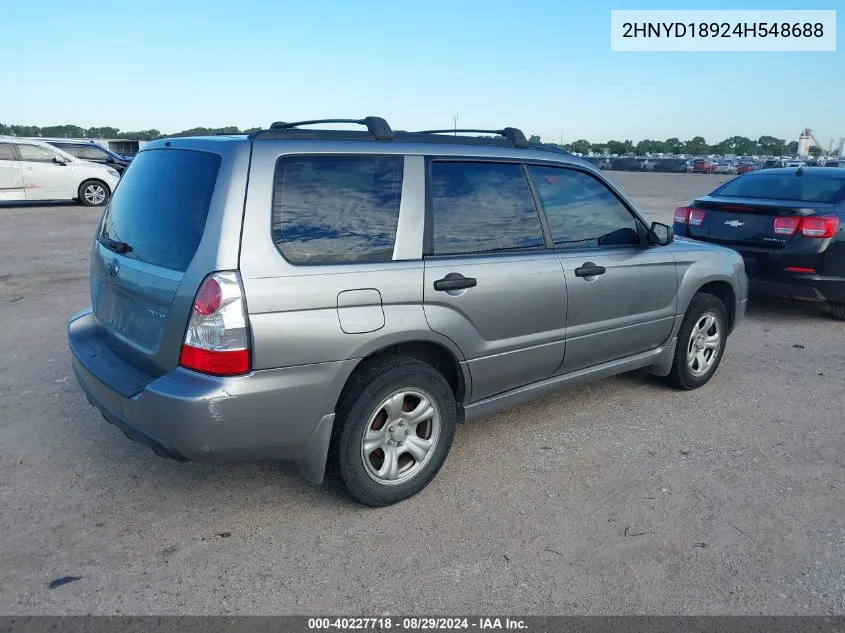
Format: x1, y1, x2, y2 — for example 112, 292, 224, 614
90, 148, 223, 375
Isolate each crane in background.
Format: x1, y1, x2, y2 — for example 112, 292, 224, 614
797, 129, 845, 158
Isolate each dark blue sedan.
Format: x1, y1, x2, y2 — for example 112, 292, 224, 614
673, 167, 845, 320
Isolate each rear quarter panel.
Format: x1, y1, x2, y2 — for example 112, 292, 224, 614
238, 143, 465, 372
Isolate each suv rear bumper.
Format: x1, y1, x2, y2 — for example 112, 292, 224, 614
68, 309, 357, 483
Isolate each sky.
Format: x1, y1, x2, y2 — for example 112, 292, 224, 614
2, 0, 842, 146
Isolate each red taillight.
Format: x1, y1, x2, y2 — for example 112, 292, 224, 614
674, 207, 691, 224
773, 216, 840, 239
773, 217, 801, 236
179, 272, 251, 377
800, 216, 840, 239
688, 209, 706, 226
785, 266, 816, 274
179, 346, 250, 376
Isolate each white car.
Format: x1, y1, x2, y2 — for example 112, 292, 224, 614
0, 137, 120, 206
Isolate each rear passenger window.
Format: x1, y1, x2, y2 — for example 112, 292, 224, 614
0, 143, 15, 160
272, 155, 403, 264
430, 162, 545, 255
529, 166, 641, 249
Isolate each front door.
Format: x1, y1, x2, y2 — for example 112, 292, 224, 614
422, 160, 567, 402
0, 142, 24, 201
526, 165, 678, 374
17, 144, 74, 200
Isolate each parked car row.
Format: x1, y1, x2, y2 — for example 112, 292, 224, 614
583, 154, 842, 174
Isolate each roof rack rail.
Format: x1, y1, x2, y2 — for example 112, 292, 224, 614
250, 117, 394, 141
412, 127, 529, 149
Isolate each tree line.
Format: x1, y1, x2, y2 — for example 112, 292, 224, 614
527, 134, 816, 157
2, 122, 818, 157
0, 123, 264, 141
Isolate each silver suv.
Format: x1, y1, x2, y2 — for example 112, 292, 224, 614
68, 117, 748, 506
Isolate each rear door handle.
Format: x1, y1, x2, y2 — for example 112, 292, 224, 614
574, 262, 607, 278
433, 273, 477, 291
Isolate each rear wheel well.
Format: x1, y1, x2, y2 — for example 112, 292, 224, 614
338, 341, 466, 413
695, 281, 736, 331
367, 341, 464, 402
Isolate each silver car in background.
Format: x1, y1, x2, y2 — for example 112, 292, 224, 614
67, 117, 748, 506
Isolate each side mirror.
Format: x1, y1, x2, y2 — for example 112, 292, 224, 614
52, 156, 67, 166
648, 222, 673, 246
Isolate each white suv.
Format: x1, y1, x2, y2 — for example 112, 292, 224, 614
0, 137, 121, 206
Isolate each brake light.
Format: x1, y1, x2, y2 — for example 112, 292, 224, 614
800, 216, 840, 239
674, 207, 691, 224
786, 266, 816, 274
179, 271, 250, 376
688, 209, 706, 226
773, 217, 800, 236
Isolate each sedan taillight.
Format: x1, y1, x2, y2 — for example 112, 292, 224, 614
800, 216, 840, 239
772, 216, 840, 239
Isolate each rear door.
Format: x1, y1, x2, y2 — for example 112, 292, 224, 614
527, 165, 677, 374
0, 142, 24, 201
90, 146, 228, 376
422, 160, 567, 401
17, 143, 74, 200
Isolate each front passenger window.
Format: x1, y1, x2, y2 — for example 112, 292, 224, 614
18, 145, 61, 163
529, 166, 641, 249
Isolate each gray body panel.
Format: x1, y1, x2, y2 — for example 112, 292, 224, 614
69, 133, 748, 485
423, 252, 567, 401
556, 246, 678, 373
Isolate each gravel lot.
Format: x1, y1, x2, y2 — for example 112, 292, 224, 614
0, 172, 843, 615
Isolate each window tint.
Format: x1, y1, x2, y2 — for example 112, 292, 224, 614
272, 155, 403, 264
99, 149, 220, 272
714, 173, 845, 203
529, 166, 640, 249
0, 143, 15, 160
58, 145, 82, 157
80, 146, 108, 161
430, 162, 545, 255
18, 144, 60, 162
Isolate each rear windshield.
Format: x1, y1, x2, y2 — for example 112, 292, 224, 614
713, 173, 845, 203
99, 149, 221, 271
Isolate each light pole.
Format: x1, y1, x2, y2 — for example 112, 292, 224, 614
452, 113, 458, 136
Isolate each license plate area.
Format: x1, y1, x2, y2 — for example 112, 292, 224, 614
95, 282, 163, 352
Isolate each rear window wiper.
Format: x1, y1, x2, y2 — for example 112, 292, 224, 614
97, 235, 133, 254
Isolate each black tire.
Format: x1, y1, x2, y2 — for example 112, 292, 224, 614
78, 180, 111, 207
667, 293, 729, 390
831, 302, 845, 321
330, 357, 457, 507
